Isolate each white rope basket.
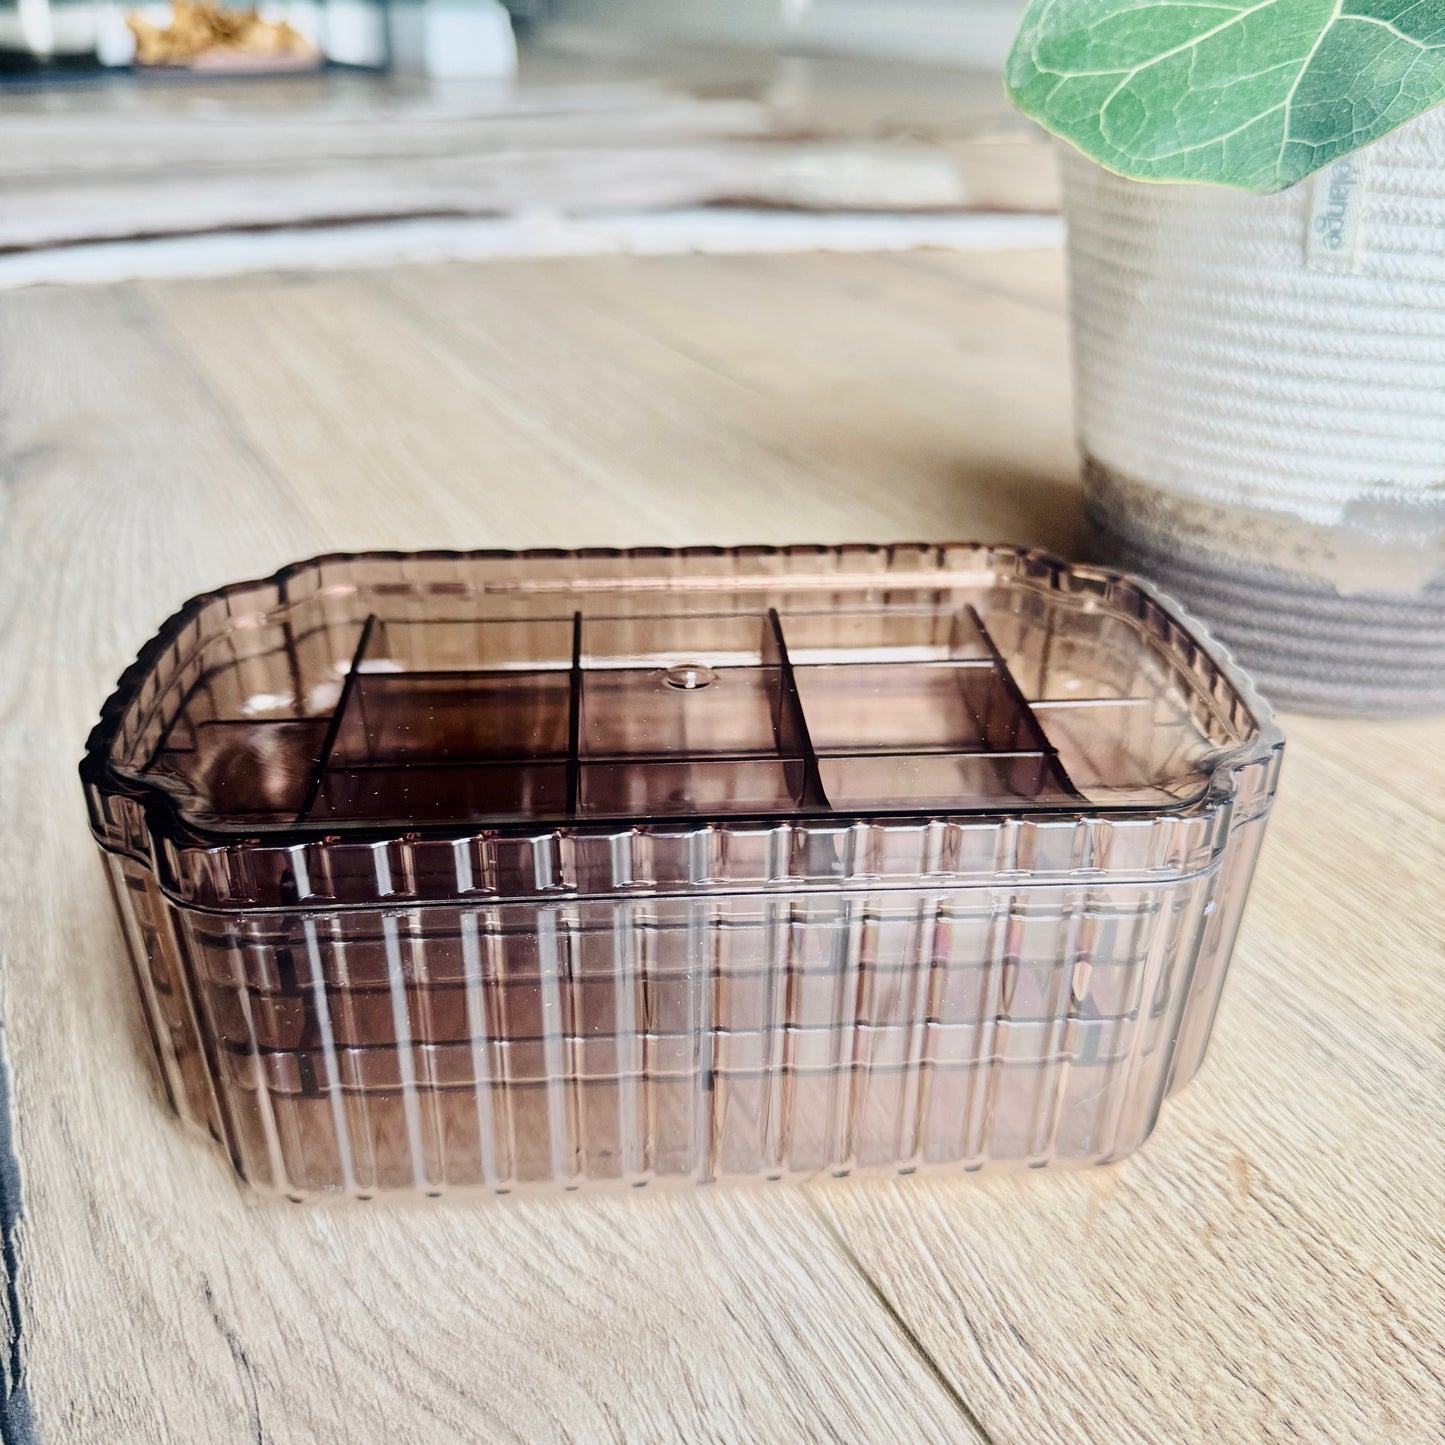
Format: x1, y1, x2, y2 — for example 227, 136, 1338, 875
1062, 107, 1445, 715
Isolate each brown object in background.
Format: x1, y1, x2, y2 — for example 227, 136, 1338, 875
128, 1, 318, 68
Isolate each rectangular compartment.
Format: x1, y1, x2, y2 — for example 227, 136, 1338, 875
83, 544, 1281, 1200
817, 753, 1078, 810
793, 663, 1042, 754
331, 673, 573, 766
308, 763, 569, 826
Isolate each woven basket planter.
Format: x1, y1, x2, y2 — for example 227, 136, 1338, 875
1062, 109, 1445, 716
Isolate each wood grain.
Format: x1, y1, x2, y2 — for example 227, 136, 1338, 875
141, 253, 1082, 558
1, 248, 1440, 1444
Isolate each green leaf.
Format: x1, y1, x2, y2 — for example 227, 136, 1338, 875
1005, 0, 1445, 191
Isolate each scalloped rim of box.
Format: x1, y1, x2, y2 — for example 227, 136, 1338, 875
80, 542, 1284, 867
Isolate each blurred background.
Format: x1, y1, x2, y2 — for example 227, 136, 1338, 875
0, 0, 1064, 287
1, 0, 1028, 75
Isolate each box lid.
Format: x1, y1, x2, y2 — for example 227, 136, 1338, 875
81, 544, 1282, 908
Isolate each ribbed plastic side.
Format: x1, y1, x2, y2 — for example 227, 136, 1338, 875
105, 855, 222, 1143
106, 853, 1244, 1200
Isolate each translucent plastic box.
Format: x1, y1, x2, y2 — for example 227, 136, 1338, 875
82, 545, 1282, 1200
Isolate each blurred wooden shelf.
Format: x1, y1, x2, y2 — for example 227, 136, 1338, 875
0, 48, 1058, 254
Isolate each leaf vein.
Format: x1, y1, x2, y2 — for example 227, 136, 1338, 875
1132, 98, 1288, 156
1277, 0, 1344, 169
1008, 0, 1445, 189
1338, 11, 1445, 49
1096, 0, 1288, 136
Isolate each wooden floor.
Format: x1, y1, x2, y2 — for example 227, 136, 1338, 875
1, 248, 1441, 1444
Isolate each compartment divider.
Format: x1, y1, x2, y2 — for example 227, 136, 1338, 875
965, 605, 1083, 800
296, 614, 377, 824
280, 594, 307, 736
765, 610, 830, 811
566, 612, 583, 818
144, 674, 209, 768
350, 666, 572, 683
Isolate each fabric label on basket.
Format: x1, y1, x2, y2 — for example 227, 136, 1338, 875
1307, 153, 1370, 275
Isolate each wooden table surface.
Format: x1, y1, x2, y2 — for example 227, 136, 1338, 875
1, 248, 1441, 1445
